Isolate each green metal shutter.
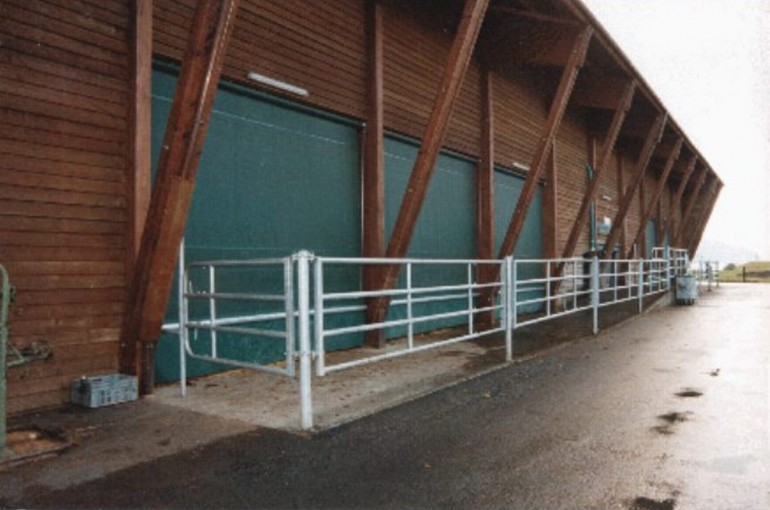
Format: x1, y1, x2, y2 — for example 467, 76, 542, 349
646, 219, 657, 257
151, 65, 361, 382
383, 137, 476, 336
494, 169, 544, 312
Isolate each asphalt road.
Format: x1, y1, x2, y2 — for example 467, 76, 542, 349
17, 284, 770, 509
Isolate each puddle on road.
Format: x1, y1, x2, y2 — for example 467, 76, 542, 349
629, 496, 677, 510
675, 388, 703, 398
652, 412, 692, 435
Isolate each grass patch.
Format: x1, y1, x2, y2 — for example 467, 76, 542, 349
719, 261, 770, 283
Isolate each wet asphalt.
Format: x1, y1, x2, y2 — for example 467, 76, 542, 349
13, 284, 770, 509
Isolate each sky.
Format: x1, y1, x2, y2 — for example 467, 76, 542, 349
581, 0, 770, 262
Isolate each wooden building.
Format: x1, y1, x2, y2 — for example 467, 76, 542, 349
0, 0, 722, 414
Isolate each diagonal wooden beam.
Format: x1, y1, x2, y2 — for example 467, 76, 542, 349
366, 0, 489, 345
688, 181, 722, 256
683, 177, 717, 251
497, 25, 594, 259
362, 0, 385, 344
659, 154, 696, 242
561, 79, 636, 261
601, 111, 667, 258
627, 137, 683, 257
674, 168, 709, 247
119, 0, 241, 391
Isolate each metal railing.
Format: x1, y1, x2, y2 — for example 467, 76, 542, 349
695, 260, 720, 291
313, 256, 508, 375
166, 246, 684, 430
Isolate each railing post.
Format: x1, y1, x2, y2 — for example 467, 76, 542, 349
178, 238, 187, 397
209, 265, 217, 357
313, 258, 325, 376
511, 258, 518, 331
284, 256, 296, 378
638, 259, 644, 314
591, 256, 599, 335
504, 257, 513, 362
545, 260, 551, 317
467, 263, 474, 335
407, 262, 414, 350
296, 250, 314, 430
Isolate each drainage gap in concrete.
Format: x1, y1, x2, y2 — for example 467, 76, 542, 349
675, 388, 703, 398
629, 496, 677, 510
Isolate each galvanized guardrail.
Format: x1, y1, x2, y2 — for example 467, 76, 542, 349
165, 246, 688, 430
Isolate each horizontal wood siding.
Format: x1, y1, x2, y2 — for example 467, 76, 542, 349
555, 106, 589, 255
0, 0, 129, 414
153, 0, 367, 121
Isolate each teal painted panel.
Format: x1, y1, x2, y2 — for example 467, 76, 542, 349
383, 137, 476, 336
493, 169, 544, 313
646, 219, 657, 257
151, 66, 361, 383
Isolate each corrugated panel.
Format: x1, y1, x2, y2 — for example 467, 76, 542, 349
0, 0, 129, 415
494, 169, 544, 312
383, 136, 476, 336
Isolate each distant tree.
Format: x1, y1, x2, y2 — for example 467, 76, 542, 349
724, 263, 737, 271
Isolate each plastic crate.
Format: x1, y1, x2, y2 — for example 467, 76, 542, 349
70, 374, 138, 408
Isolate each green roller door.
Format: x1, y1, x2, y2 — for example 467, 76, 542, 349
646, 219, 657, 257
494, 169, 544, 312
383, 137, 476, 336
151, 64, 361, 383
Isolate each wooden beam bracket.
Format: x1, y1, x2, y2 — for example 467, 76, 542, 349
119, 0, 241, 392
366, 0, 490, 346
601, 111, 668, 258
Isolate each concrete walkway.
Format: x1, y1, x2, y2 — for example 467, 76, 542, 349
2, 284, 768, 508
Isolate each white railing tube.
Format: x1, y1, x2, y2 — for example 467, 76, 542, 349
591, 256, 599, 335
314, 258, 325, 376
296, 251, 314, 430
638, 260, 644, 313
407, 262, 414, 350
504, 256, 513, 362
178, 238, 187, 397
284, 257, 296, 377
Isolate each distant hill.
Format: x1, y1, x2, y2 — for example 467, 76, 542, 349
694, 239, 760, 266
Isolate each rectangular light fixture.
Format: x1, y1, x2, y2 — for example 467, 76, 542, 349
512, 161, 530, 172
247, 71, 309, 97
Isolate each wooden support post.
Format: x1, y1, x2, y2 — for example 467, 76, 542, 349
119, 0, 241, 391
601, 111, 667, 258
367, 0, 489, 338
638, 176, 646, 257
127, 0, 152, 276
628, 138, 683, 256
688, 182, 722, 256
673, 168, 708, 247
542, 143, 558, 260
616, 153, 626, 254
561, 80, 635, 261
476, 66, 496, 328
659, 154, 696, 243
543, 144, 559, 305
497, 26, 594, 260
363, 0, 386, 347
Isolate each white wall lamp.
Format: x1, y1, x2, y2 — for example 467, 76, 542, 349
247, 71, 309, 97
